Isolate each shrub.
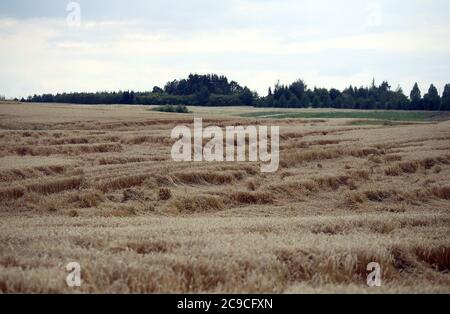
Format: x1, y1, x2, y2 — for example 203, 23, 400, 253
153, 105, 190, 114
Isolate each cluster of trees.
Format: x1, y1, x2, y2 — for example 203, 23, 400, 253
258, 79, 450, 111
25, 74, 450, 111
0, 94, 5, 101
26, 74, 257, 107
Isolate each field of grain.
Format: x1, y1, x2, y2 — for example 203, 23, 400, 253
0, 102, 449, 293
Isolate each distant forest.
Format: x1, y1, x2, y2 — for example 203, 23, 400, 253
24, 74, 450, 111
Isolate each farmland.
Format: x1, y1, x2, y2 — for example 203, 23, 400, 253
0, 102, 449, 293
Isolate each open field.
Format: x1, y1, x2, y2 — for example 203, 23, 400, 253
237, 110, 446, 121
188, 106, 449, 121
0, 102, 449, 293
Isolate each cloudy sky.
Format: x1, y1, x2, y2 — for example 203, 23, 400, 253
0, 0, 449, 98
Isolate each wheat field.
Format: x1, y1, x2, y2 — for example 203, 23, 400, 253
0, 102, 449, 293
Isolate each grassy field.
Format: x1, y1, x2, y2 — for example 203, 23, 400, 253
0, 102, 449, 293
237, 110, 445, 121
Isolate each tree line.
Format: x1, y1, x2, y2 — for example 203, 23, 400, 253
24, 74, 450, 111
260, 79, 449, 111
25, 74, 256, 107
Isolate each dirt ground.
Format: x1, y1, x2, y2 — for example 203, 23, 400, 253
0, 102, 449, 293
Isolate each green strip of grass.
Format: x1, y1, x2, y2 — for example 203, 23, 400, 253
347, 120, 401, 126
238, 110, 442, 121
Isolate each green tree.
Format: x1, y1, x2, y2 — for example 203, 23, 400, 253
300, 93, 311, 108
329, 88, 341, 102
312, 96, 320, 108
289, 79, 307, 100
392, 86, 409, 110
130, 91, 136, 104
410, 83, 421, 110
195, 86, 210, 106
278, 95, 288, 108
423, 84, 440, 111
441, 84, 450, 111
288, 94, 300, 107
239, 87, 255, 106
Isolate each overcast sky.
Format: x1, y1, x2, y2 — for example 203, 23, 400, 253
1, 0, 449, 98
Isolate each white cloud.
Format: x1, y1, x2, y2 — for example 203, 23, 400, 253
0, 0, 449, 99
